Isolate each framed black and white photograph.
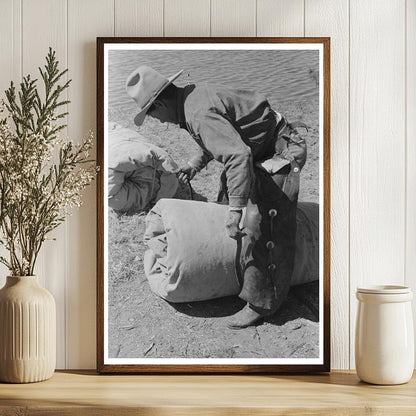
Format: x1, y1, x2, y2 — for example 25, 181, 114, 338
97, 37, 330, 373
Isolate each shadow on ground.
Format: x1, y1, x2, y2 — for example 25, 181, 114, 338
171, 281, 319, 325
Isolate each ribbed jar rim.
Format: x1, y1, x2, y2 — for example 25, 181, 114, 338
357, 285, 411, 294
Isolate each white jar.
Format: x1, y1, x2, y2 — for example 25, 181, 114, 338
355, 285, 414, 385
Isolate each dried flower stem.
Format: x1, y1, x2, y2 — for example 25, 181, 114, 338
0, 48, 96, 276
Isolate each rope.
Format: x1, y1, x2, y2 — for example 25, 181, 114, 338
187, 178, 194, 200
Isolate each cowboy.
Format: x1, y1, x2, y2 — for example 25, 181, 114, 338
126, 65, 307, 329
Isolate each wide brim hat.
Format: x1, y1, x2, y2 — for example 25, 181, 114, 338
125, 65, 183, 126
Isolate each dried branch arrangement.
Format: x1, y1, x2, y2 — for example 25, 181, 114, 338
0, 48, 96, 276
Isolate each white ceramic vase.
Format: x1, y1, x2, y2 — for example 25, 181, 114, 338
355, 285, 414, 385
0, 276, 56, 383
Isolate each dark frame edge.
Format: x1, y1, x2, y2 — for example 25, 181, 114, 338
97, 364, 330, 374
323, 37, 331, 373
96, 37, 105, 374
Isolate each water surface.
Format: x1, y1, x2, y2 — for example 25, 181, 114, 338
108, 49, 319, 110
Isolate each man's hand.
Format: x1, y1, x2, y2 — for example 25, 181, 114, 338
226, 210, 244, 240
177, 164, 198, 185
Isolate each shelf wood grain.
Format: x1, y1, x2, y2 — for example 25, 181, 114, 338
0, 371, 415, 415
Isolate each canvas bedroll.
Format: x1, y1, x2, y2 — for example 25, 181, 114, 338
108, 122, 179, 213
144, 199, 319, 303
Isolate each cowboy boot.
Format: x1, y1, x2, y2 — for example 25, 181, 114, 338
227, 303, 275, 329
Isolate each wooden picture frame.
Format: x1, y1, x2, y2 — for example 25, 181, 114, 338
97, 37, 330, 373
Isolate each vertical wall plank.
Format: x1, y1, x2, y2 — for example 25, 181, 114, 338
350, 0, 406, 369
257, 0, 304, 36
406, 0, 416, 365
22, 0, 68, 369
0, 0, 21, 100
305, 0, 350, 370
211, 0, 255, 37
0, 0, 21, 288
0, 0, 13, 102
164, 0, 210, 36
115, 0, 163, 36
67, 0, 114, 369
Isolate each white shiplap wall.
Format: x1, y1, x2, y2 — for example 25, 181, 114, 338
0, 0, 414, 370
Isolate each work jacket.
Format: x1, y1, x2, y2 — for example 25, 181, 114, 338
179, 84, 278, 208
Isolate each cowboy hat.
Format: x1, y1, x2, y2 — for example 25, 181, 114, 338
125, 65, 183, 126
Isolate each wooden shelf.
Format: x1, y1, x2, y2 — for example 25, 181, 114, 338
0, 370, 415, 415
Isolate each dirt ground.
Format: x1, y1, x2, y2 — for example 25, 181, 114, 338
107, 93, 321, 359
